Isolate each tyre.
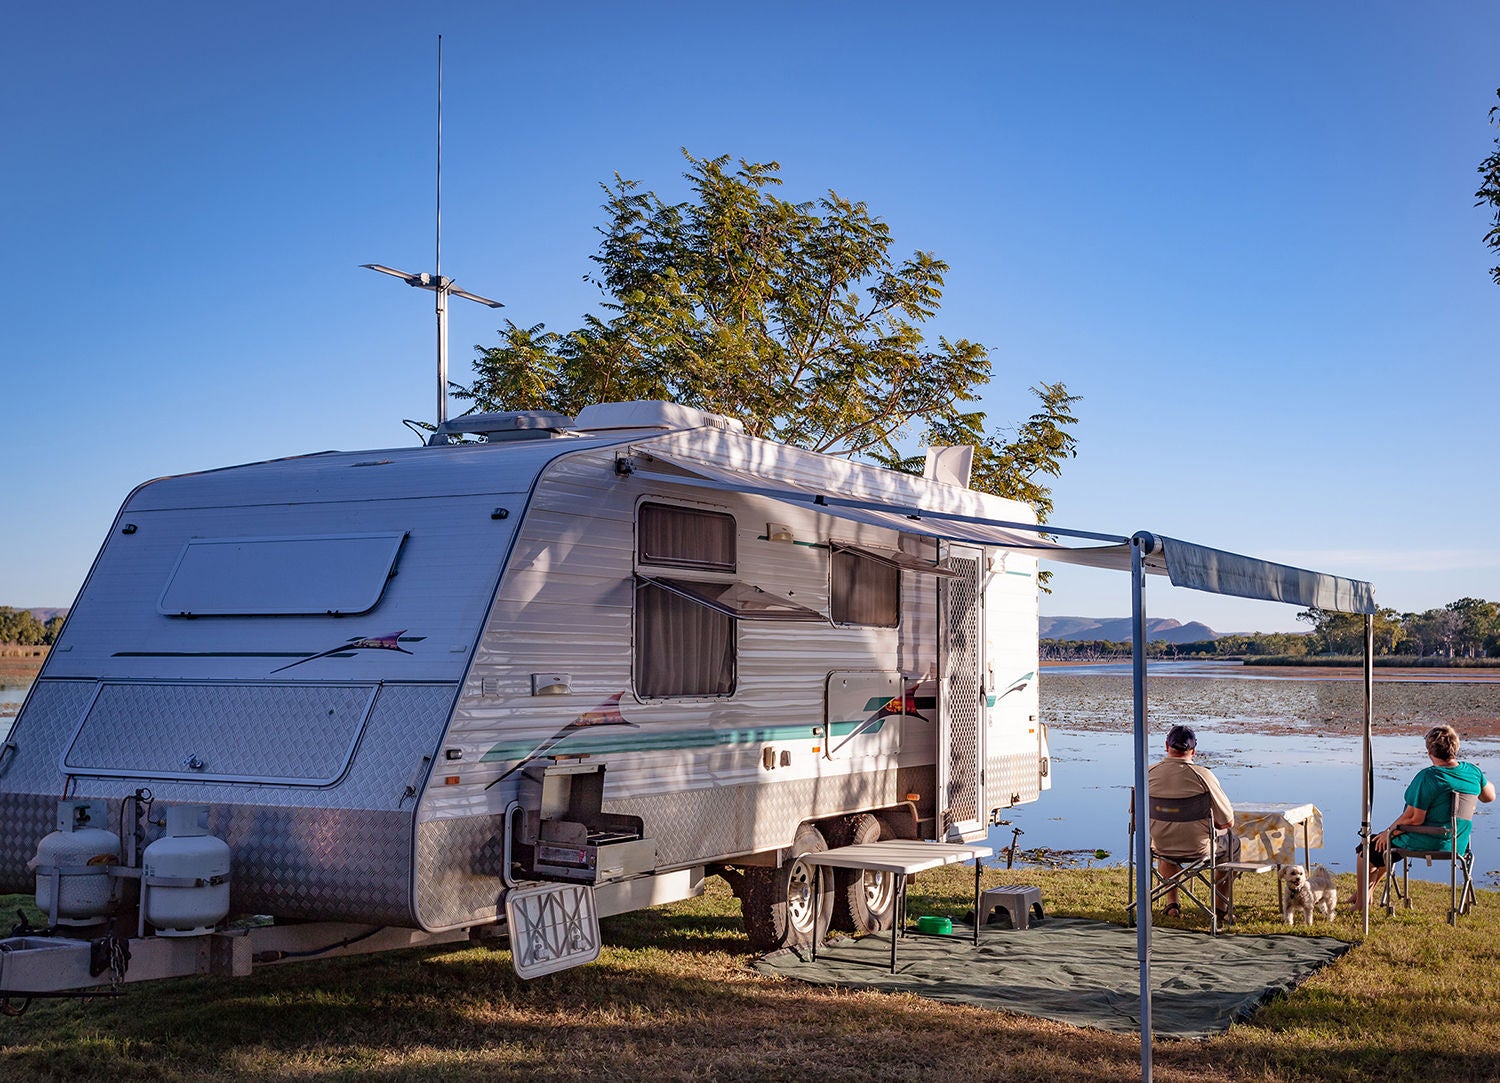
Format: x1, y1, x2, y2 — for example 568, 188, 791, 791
835, 813, 897, 933
741, 822, 833, 951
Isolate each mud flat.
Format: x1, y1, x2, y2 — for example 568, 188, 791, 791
1041, 665, 1500, 739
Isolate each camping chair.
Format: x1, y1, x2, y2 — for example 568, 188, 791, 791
1379, 790, 1478, 925
1126, 788, 1271, 936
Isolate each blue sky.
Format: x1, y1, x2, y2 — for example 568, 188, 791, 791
3, 3, 1497, 633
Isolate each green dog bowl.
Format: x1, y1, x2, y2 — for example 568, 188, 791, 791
916, 914, 952, 935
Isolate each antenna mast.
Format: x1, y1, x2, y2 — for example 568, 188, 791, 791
434, 33, 445, 422
363, 34, 503, 429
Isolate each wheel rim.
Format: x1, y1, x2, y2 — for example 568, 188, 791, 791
862, 869, 896, 916
787, 858, 816, 932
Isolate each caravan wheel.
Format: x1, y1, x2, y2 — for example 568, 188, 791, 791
741, 822, 832, 952
836, 813, 897, 933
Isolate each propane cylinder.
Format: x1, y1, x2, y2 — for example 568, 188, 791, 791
142, 805, 231, 937
30, 799, 121, 926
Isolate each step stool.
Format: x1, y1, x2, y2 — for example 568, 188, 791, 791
979, 885, 1044, 930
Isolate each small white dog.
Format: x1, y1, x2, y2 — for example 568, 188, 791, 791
1279, 864, 1338, 924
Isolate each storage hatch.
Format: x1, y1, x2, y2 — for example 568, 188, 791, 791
62, 682, 378, 785
157, 532, 406, 617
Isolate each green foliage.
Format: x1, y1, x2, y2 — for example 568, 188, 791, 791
1047, 599, 1500, 662
1292, 601, 1500, 660
0, 607, 61, 646
459, 151, 1079, 517
1478, 88, 1500, 286
1297, 605, 1405, 655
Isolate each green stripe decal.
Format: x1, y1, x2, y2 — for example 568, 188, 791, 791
481, 722, 827, 763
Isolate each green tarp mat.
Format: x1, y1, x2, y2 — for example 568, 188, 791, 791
753, 916, 1350, 1039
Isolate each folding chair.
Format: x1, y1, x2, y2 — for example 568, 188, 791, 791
1380, 790, 1478, 925
1126, 787, 1271, 935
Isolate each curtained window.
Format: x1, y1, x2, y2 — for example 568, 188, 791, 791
831, 547, 900, 627
635, 503, 739, 698
634, 581, 736, 698
638, 503, 736, 571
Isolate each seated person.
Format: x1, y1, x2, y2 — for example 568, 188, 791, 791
1353, 723, 1495, 909
1149, 724, 1239, 918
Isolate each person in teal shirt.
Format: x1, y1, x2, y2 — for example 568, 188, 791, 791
1352, 724, 1495, 909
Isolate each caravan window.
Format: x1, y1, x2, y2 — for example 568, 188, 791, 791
831, 547, 900, 627
634, 579, 735, 697
634, 502, 738, 698
638, 503, 736, 571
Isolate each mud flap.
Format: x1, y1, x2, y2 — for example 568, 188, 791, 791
505, 881, 601, 979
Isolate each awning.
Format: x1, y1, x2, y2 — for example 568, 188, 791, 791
830, 541, 965, 579
630, 450, 1374, 615
1158, 537, 1375, 614
636, 574, 827, 622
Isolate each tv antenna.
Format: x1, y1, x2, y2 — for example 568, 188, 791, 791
364, 34, 502, 426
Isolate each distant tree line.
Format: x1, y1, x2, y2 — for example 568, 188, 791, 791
1042, 599, 1500, 662
1296, 599, 1500, 659
0, 608, 64, 646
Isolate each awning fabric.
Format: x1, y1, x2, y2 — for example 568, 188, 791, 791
830, 541, 965, 579
636, 574, 827, 622
1158, 537, 1375, 614
630, 450, 1374, 616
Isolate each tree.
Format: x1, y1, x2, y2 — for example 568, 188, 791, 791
1479, 89, 1500, 286
459, 151, 1079, 517
0, 607, 46, 646
1447, 597, 1499, 658
1296, 606, 1404, 656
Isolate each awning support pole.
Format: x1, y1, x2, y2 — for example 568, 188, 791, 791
1361, 613, 1374, 936
1131, 532, 1155, 1083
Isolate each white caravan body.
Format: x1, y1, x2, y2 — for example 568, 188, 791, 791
0, 402, 1045, 935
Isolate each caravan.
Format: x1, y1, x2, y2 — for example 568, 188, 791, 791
0, 400, 1050, 991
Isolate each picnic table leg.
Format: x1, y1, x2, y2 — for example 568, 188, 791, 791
891, 873, 906, 973
973, 858, 982, 945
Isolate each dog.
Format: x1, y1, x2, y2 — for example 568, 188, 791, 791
1279, 863, 1338, 924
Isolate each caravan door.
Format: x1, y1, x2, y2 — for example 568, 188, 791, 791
937, 545, 985, 840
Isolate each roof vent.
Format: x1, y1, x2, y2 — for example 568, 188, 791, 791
427, 410, 577, 445
574, 400, 745, 434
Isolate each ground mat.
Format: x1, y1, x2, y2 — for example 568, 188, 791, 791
753, 916, 1350, 1039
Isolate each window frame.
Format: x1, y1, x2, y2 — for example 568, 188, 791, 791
633, 500, 742, 700
637, 502, 737, 572
829, 543, 903, 628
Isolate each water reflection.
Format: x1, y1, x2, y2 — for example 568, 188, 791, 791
0, 680, 24, 742
992, 673, 1500, 887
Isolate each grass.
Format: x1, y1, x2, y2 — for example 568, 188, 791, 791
3, 866, 1499, 1081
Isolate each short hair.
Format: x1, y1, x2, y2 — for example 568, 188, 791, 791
1166, 725, 1197, 752
1425, 724, 1460, 761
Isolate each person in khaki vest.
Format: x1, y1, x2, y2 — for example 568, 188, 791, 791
1149, 724, 1239, 918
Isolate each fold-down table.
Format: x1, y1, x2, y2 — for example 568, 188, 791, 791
801, 839, 994, 973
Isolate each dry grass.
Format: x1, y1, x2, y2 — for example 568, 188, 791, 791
0, 650, 44, 687
3, 866, 1499, 1080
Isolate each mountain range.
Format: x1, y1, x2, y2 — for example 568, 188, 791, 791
1039, 615, 1221, 644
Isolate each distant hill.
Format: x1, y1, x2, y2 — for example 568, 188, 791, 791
1039, 616, 1221, 644
27, 608, 67, 622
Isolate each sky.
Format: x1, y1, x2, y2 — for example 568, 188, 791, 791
2, 2, 1497, 633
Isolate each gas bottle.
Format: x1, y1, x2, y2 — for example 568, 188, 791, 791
141, 805, 231, 937
30, 799, 120, 926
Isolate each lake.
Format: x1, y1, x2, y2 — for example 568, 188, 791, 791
0, 679, 25, 742
990, 663, 1500, 886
